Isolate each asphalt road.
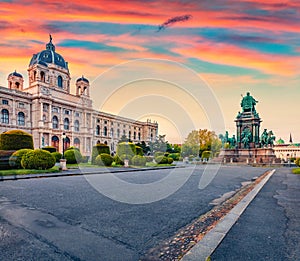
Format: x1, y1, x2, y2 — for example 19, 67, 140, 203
0, 165, 270, 261
211, 168, 300, 261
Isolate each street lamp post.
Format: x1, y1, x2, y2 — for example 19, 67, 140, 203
62, 132, 66, 159
60, 132, 67, 170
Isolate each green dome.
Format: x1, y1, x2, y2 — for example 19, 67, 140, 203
276, 138, 285, 144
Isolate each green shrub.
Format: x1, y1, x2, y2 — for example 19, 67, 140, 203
21, 149, 55, 170
65, 146, 80, 151
117, 142, 136, 159
145, 156, 154, 162
91, 143, 110, 164
155, 155, 169, 164
132, 155, 147, 166
295, 158, 300, 167
169, 153, 180, 161
51, 152, 62, 162
0, 150, 16, 170
9, 149, 33, 169
154, 151, 164, 158
188, 155, 194, 161
168, 157, 174, 164
202, 151, 212, 160
135, 146, 143, 156
64, 149, 82, 164
114, 155, 124, 165
0, 130, 33, 150
42, 146, 56, 153
95, 153, 113, 166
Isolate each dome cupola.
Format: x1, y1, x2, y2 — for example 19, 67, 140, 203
29, 35, 68, 69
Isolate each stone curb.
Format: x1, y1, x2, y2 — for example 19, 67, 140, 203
181, 169, 276, 261
0, 165, 184, 182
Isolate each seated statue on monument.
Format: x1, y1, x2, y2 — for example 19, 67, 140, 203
241, 92, 258, 113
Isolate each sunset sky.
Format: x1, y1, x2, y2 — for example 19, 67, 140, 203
0, 0, 299, 143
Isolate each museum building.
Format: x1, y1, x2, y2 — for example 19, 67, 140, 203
0, 37, 158, 156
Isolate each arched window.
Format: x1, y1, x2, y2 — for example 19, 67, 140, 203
40, 71, 45, 82
117, 129, 120, 138
51, 136, 59, 151
17, 112, 25, 126
15, 82, 20, 89
110, 128, 114, 137
33, 71, 37, 81
64, 118, 69, 130
64, 137, 70, 150
1, 109, 9, 124
96, 125, 100, 135
134, 131, 136, 140
104, 126, 108, 136
58, 75, 63, 88
74, 138, 80, 148
138, 132, 141, 141
52, 116, 58, 129
128, 131, 131, 139
74, 120, 79, 132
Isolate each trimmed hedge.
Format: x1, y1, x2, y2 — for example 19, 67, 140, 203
42, 146, 56, 153
135, 146, 143, 156
168, 157, 174, 164
0, 130, 33, 150
295, 158, 300, 167
169, 153, 180, 161
64, 149, 82, 164
155, 155, 169, 164
91, 143, 110, 164
0, 150, 16, 170
132, 155, 147, 166
202, 151, 212, 160
21, 149, 55, 170
117, 142, 136, 159
113, 155, 124, 165
9, 149, 33, 169
95, 153, 113, 166
51, 152, 62, 162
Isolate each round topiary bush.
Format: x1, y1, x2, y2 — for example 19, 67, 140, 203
132, 155, 147, 166
91, 143, 110, 164
155, 155, 169, 164
113, 155, 124, 165
9, 149, 33, 169
42, 146, 57, 153
169, 153, 180, 161
168, 157, 174, 164
295, 158, 300, 167
64, 149, 82, 164
0, 130, 33, 150
201, 151, 211, 160
95, 153, 113, 166
145, 156, 154, 162
51, 152, 62, 162
21, 149, 55, 170
117, 142, 136, 159
0, 150, 16, 170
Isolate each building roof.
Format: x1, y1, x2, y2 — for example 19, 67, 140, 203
8, 70, 23, 78
76, 76, 89, 83
29, 35, 68, 69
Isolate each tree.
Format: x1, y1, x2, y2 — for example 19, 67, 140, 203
148, 134, 168, 154
181, 129, 222, 158
181, 130, 200, 157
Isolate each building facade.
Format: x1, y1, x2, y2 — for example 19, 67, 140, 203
0, 37, 158, 156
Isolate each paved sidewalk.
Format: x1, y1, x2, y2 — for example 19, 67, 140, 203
183, 168, 300, 261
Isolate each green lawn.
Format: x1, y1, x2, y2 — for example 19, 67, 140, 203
0, 166, 60, 176
292, 168, 300, 174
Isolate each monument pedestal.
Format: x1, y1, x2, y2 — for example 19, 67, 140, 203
220, 148, 278, 164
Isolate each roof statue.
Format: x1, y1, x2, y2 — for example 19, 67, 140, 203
241, 92, 258, 113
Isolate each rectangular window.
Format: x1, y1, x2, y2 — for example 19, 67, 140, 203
19, 103, 25, 108
52, 107, 59, 113
2, 99, 8, 105
64, 109, 71, 115
75, 112, 80, 117
43, 104, 48, 112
